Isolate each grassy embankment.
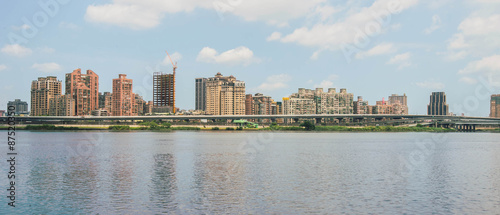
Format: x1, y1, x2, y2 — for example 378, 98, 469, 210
6, 121, 457, 132
109, 122, 201, 131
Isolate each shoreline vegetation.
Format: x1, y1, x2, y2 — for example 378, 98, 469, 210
2, 121, 498, 132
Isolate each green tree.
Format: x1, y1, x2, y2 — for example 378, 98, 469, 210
300, 121, 315, 131
161, 122, 171, 129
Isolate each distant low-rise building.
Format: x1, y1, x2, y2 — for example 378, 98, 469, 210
7, 99, 29, 115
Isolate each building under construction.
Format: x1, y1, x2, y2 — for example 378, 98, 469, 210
153, 72, 175, 113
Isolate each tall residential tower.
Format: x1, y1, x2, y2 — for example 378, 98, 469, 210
153, 72, 175, 113
205, 73, 245, 115
112, 74, 135, 116
427, 92, 449, 115
65, 69, 99, 116
30, 76, 62, 116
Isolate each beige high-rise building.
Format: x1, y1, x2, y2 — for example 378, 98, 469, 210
30, 76, 62, 116
49, 94, 75, 116
388, 94, 408, 115
112, 74, 135, 116
205, 73, 245, 115
283, 88, 354, 115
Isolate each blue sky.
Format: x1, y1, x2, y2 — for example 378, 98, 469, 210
1, 0, 500, 116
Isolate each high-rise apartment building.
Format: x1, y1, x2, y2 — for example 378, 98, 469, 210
133, 94, 146, 116
49, 95, 75, 116
7, 99, 29, 115
153, 72, 175, 113
195, 78, 207, 111
353, 96, 370, 114
98, 92, 113, 114
30, 76, 62, 116
112, 74, 135, 116
205, 73, 245, 115
490, 94, 500, 118
427, 92, 449, 115
245, 93, 274, 115
65, 69, 99, 116
283, 88, 354, 115
388, 94, 408, 114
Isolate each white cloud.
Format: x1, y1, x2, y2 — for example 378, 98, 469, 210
276, 0, 419, 53
355, 43, 396, 59
457, 55, 500, 87
196, 46, 259, 66
445, 14, 500, 60
32, 63, 63, 73
314, 80, 334, 89
459, 77, 478, 85
312, 74, 338, 88
162, 52, 182, 66
59, 22, 80, 30
459, 55, 500, 75
1, 44, 33, 57
219, 0, 325, 26
12, 24, 30, 30
86, 3, 165, 30
254, 74, 291, 92
387, 52, 411, 69
0, 65, 7, 71
311, 5, 340, 21
266, 32, 282, 41
416, 80, 445, 90
424, 15, 442, 34
85, 0, 325, 29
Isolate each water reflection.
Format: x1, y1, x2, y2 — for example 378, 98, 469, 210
149, 153, 177, 213
193, 153, 250, 214
2, 132, 500, 214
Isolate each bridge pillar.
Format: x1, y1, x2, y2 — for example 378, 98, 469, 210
315, 118, 321, 124
473, 125, 476, 132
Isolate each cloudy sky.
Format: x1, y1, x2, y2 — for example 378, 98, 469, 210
1, 0, 500, 116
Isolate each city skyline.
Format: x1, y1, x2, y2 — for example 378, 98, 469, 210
1, 1, 500, 116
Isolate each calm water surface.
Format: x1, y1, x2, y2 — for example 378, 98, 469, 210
1, 131, 500, 214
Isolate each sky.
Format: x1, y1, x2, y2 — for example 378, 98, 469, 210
1, 0, 500, 116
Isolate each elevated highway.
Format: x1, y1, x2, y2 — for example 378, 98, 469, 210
2, 114, 500, 131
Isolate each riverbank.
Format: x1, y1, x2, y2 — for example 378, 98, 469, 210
2, 124, 497, 132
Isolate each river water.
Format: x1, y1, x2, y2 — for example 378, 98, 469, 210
1, 131, 499, 214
